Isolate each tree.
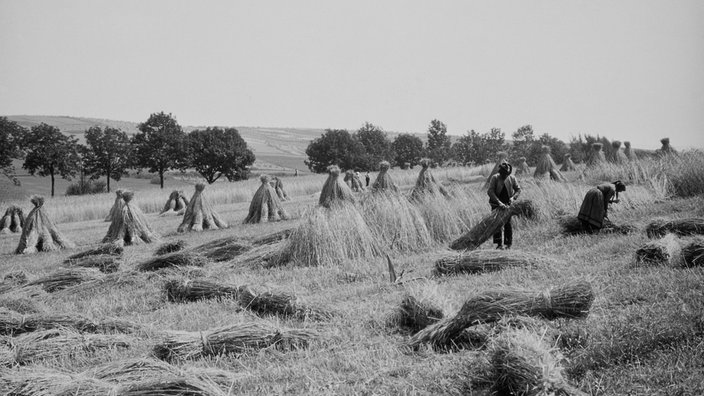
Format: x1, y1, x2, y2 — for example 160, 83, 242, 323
529, 133, 569, 164
451, 128, 507, 166
132, 112, 187, 188
392, 133, 425, 168
0, 117, 26, 184
82, 126, 131, 192
187, 127, 255, 183
510, 125, 536, 163
21, 123, 81, 197
426, 119, 452, 165
304, 129, 365, 173
353, 122, 394, 170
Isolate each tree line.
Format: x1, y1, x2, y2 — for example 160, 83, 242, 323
0, 112, 255, 196
305, 120, 640, 173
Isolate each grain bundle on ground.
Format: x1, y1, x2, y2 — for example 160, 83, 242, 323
0, 309, 96, 335
645, 217, 704, 238
250, 228, 293, 246
23, 268, 103, 292
103, 190, 159, 246
0, 205, 24, 234
0, 368, 114, 396
164, 278, 238, 302
611, 140, 628, 164
0, 296, 42, 314
155, 240, 187, 256
514, 157, 530, 176
387, 295, 444, 334
64, 244, 123, 263
533, 146, 567, 181
244, 174, 289, 224
433, 249, 545, 276
136, 251, 208, 272
65, 255, 120, 273
270, 176, 289, 201
159, 190, 189, 216
153, 322, 316, 362
483, 152, 509, 188
371, 161, 399, 193
410, 158, 450, 200
634, 234, 683, 267
178, 183, 229, 232
8, 328, 131, 365
191, 236, 253, 262
560, 216, 636, 236
409, 280, 594, 348
343, 170, 365, 192
318, 165, 355, 208
104, 189, 124, 222
624, 141, 637, 161
490, 327, 586, 396
450, 200, 537, 251
681, 237, 704, 267
657, 137, 677, 156
15, 196, 75, 254
586, 143, 606, 167
116, 375, 227, 396
0, 271, 28, 295
559, 153, 576, 172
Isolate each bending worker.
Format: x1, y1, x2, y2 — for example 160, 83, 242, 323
578, 180, 626, 234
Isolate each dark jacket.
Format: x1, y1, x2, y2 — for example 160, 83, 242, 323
487, 174, 521, 205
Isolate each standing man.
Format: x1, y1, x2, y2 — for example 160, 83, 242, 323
487, 162, 521, 249
365, 172, 371, 187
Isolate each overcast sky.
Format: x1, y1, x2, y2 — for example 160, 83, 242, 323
1, 0, 702, 149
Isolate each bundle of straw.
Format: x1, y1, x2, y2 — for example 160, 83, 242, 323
611, 140, 628, 164
103, 190, 159, 246
483, 152, 509, 189
24, 268, 103, 293
116, 375, 227, 396
450, 200, 537, 251
154, 240, 188, 256
178, 183, 229, 232
16, 196, 75, 254
387, 295, 444, 334
250, 228, 292, 246
560, 216, 636, 236
0, 271, 27, 294
1, 368, 114, 396
9, 328, 131, 365
163, 278, 238, 303
0, 205, 24, 234
634, 234, 683, 266
271, 176, 289, 201
244, 174, 289, 224
64, 244, 123, 263
657, 137, 677, 156
343, 170, 365, 192
105, 189, 124, 222
433, 250, 544, 276
153, 322, 315, 361
158, 190, 189, 216
191, 236, 253, 262
371, 161, 399, 193
65, 255, 120, 273
559, 153, 576, 172
319, 165, 355, 208
586, 143, 606, 167
408, 280, 594, 348
533, 146, 567, 182
682, 238, 704, 268
624, 141, 637, 161
136, 251, 208, 272
0, 296, 42, 314
645, 217, 704, 239
0, 309, 97, 335
410, 158, 450, 200
514, 157, 530, 176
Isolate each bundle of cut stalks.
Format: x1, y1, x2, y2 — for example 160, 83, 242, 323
371, 161, 399, 193
24, 268, 103, 292
450, 200, 537, 251
244, 174, 289, 224
104, 189, 124, 222
624, 141, 637, 161
15, 196, 75, 254
533, 146, 567, 181
159, 190, 189, 216
65, 255, 120, 273
682, 238, 704, 267
634, 234, 683, 267
483, 152, 509, 188
103, 190, 159, 246
410, 158, 450, 200
433, 250, 545, 276
611, 140, 628, 164
64, 244, 123, 263
271, 176, 289, 201
657, 137, 677, 156
343, 170, 365, 192
318, 165, 355, 208
559, 216, 636, 236
8, 328, 131, 365
559, 153, 576, 172
178, 183, 229, 232
0, 368, 114, 395
191, 236, 253, 262
490, 327, 586, 396
155, 240, 188, 256
163, 278, 238, 302
116, 375, 227, 396
153, 322, 316, 361
387, 295, 444, 334
136, 251, 208, 272
408, 280, 594, 348
0, 205, 24, 234
0, 296, 42, 314
250, 228, 292, 246
586, 143, 606, 167
645, 217, 704, 238
0, 309, 96, 335
0, 271, 28, 294
514, 157, 530, 176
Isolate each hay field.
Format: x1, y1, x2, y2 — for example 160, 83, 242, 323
1, 157, 703, 395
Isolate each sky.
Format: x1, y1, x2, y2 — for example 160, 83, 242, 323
1, 0, 703, 149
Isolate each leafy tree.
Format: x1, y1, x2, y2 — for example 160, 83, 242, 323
451, 130, 480, 166
0, 117, 26, 184
529, 133, 569, 165
353, 122, 394, 170
426, 119, 452, 165
451, 128, 507, 166
392, 133, 424, 168
304, 129, 365, 173
569, 134, 612, 164
187, 127, 255, 183
510, 125, 536, 163
132, 112, 187, 188
21, 123, 81, 197
82, 126, 131, 192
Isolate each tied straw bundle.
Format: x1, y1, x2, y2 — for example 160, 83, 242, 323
387, 295, 444, 334
560, 216, 636, 236
645, 217, 704, 239
153, 322, 316, 362
23, 268, 103, 293
682, 238, 704, 268
65, 255, 120, 273
64, 244, 123, 263
154, 240, 188, 256
0, 308, 142, 336
634, 234, 683, 267
450, 200, 537, 251
191, 236, 253, 262
136, 251, 209, 272
408, 280, 594, 348
0, 205, 24, 233
177, 183, 229, 232
0, 272, 28, 295
16, 196, 75, 254
433, 249, 545, 276
159, 190, 189, 216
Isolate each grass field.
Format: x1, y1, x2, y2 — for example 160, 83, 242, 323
1, 155, 703, 395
